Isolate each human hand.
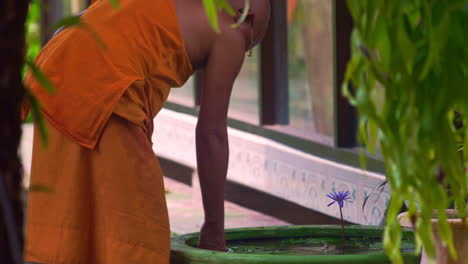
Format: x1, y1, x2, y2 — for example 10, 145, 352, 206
197, 222, 226, 251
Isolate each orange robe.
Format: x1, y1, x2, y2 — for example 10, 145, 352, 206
23, 0, 192, 263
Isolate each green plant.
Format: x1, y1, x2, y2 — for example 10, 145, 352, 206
24, 0, 41, 76
202, 0, 251, 32
343, 1, 467, 264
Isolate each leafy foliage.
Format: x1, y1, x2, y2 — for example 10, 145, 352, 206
25, 60, 56, 94
23, 0, 41, 124
24, 0, 41, 76
202, 0, 249, 32
344, 1, 468, 263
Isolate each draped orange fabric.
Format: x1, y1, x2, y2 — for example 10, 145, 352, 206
23, 0, 192, 149
24, 0, 192, 263
26, 93, 172, 264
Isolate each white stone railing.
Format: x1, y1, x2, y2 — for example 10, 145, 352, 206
152, 108, 389, 225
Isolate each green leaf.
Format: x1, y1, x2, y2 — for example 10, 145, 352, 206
53, 16, 83, 31
107, 0, 120, 9
436, 205, 457, 259
86, 27, 107, 50
396, 19, 415, 74
26, 60, 56, 94
202, 0, 220, 33
52, 16, 107, 49
367, 119, 378, 154
217, 0, 236, 16
24, 87, 48, 146
373, 16, 391, 70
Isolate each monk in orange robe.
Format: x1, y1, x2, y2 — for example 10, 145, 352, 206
23, 0, 270, 263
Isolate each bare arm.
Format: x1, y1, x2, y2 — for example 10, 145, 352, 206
196, 28, 246, 251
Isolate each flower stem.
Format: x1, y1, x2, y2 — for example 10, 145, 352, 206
339, 206, 345, 253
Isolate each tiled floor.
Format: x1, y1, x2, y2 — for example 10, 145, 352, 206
164, 177, 289, 235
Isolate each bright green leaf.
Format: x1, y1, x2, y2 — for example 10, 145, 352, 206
107, 0, 120, 9
53, 16, 83, 31
202, 0, 220, 33
26, 60, 56, 93
24, 87, 48, 146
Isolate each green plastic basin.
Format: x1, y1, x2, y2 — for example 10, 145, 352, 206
171, 225, 420, 264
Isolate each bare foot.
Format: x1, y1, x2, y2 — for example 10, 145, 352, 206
197, 222, 226, 251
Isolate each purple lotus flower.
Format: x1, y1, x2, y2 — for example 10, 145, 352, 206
327, 191, 352, 208
327, 190, 351, 252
